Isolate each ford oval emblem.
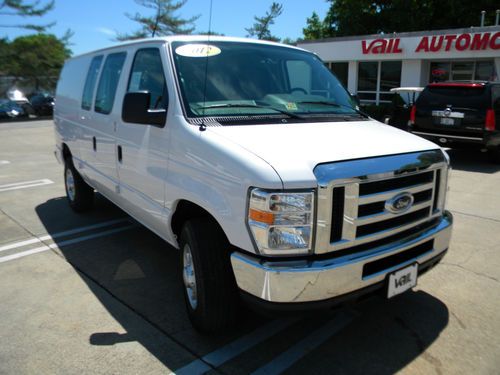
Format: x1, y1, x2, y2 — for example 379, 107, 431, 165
385, 192, 414, 214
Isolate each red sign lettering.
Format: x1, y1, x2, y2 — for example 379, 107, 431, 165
415, 36, 429, 52
429, 36, 444, 52
455, 34, 471, 51
361, 38, 403, 54
443, 35, 457, 51
414, 32, 494, 52
362, 32, 496, 54
491, 32, 500, 49
471, 33, 490, 50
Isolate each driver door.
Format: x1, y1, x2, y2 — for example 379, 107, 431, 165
115, 45, 170, 233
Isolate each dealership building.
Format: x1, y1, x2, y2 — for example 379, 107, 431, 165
298, 26, 500, 104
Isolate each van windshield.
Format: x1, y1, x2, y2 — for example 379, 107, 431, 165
171, 41, 358, 122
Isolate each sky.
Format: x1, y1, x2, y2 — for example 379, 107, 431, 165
1, 0, 331, 55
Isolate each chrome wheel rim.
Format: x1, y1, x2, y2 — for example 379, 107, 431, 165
65, 167, 76, 202
182, 244, 198, 309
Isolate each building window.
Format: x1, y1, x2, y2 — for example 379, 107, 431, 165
430, 60, 497, 82
328, 62, 348, 87
357, 61, 401, 104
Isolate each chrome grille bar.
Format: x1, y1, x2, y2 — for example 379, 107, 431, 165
358, 182, 435, 205
313, 150, 448, 254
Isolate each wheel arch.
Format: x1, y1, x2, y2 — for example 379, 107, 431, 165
170, 200, 230, 246
62, 142, 72, 162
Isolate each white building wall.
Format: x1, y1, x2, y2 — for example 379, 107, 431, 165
299, 27, 500, 62
300, 26, 500, 103
400, 60, 423, 87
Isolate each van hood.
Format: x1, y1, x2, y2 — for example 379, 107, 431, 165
207, 120, 440, 189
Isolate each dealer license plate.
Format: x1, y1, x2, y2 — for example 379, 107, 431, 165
440, 117, 455, 125
387, 263, 418, 298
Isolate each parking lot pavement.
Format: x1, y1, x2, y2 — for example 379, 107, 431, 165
1, 120, 499, 374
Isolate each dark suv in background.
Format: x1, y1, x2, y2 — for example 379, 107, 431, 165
408, 82, 500, 162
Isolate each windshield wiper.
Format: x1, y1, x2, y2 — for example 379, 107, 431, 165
195, 103, 305, 119
296, 101, 369, 118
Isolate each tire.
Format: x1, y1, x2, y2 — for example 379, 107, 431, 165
180, 218, 239, 333
487, 147, 500, 164
64, 159, 94, 212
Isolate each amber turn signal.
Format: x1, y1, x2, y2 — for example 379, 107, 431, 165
248, 209, 275, 225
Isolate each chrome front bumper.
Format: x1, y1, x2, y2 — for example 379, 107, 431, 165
231, 212, 452, 303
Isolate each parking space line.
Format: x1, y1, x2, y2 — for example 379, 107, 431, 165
0, 218, 130, 253
0, 179, 53, 192
250, 311, 354, 375
0, 160, 10, 165
174, 319, 297, 375
0, 224, 137, 264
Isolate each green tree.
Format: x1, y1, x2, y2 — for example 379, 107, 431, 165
302, 11, 328, 40
245, 2, 283, 42
0, 0, 55, 32
0, 37, 9, 73
314, 0, 500, 38
117, 0, 200, 40
2, 34, 70, 90
281, 37, 300, 45
322, 0, 379, 37
198, 30, 225, 36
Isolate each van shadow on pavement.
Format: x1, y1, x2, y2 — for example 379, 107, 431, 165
36, 197, 449, 374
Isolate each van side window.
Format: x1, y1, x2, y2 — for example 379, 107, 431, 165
94, 52, 127, 114
127, 48, 167, 109
81, 55, 103, 110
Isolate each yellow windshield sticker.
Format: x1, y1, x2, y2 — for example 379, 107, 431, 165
286, 102, 298, 110
175, 44, 221, 57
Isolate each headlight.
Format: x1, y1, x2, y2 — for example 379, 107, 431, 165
247, 188, 314, 255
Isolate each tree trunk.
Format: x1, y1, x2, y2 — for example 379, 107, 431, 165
152, 6, 161, 37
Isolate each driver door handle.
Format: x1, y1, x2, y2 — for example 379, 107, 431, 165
117, 145, 122, 163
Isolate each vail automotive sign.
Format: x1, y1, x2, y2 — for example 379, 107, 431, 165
361, 31, 500, 54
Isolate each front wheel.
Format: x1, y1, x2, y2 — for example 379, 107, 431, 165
180, 218, 239, 333
64, 160, 94, 212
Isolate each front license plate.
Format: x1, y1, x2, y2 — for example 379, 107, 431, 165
440, 117, 454, 125
387, 263, 418, 298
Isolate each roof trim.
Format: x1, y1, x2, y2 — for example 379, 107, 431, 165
69, 35, 308, 60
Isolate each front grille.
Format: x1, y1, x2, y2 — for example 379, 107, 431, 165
313, 150, 447, 255
433, 169, 441, 212
362, 240, 434, 278
315, 218, 439, 261
359, 171, 433, 195
356, 207, 431, 238
330, 187, 345, 243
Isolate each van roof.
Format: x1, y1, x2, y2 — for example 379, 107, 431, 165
69, 35, 309, 60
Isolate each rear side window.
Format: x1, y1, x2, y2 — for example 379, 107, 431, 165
81, 55, 103, 110
95, 52, 126, 114
417, 86, 489, 109
127, 48, 167, 109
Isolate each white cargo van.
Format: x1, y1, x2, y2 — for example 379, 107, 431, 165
54, 36, 453, 333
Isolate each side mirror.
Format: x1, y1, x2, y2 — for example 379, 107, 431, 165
122, 91, 166, 126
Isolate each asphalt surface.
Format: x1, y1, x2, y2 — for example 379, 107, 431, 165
0, 119, 499, 375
